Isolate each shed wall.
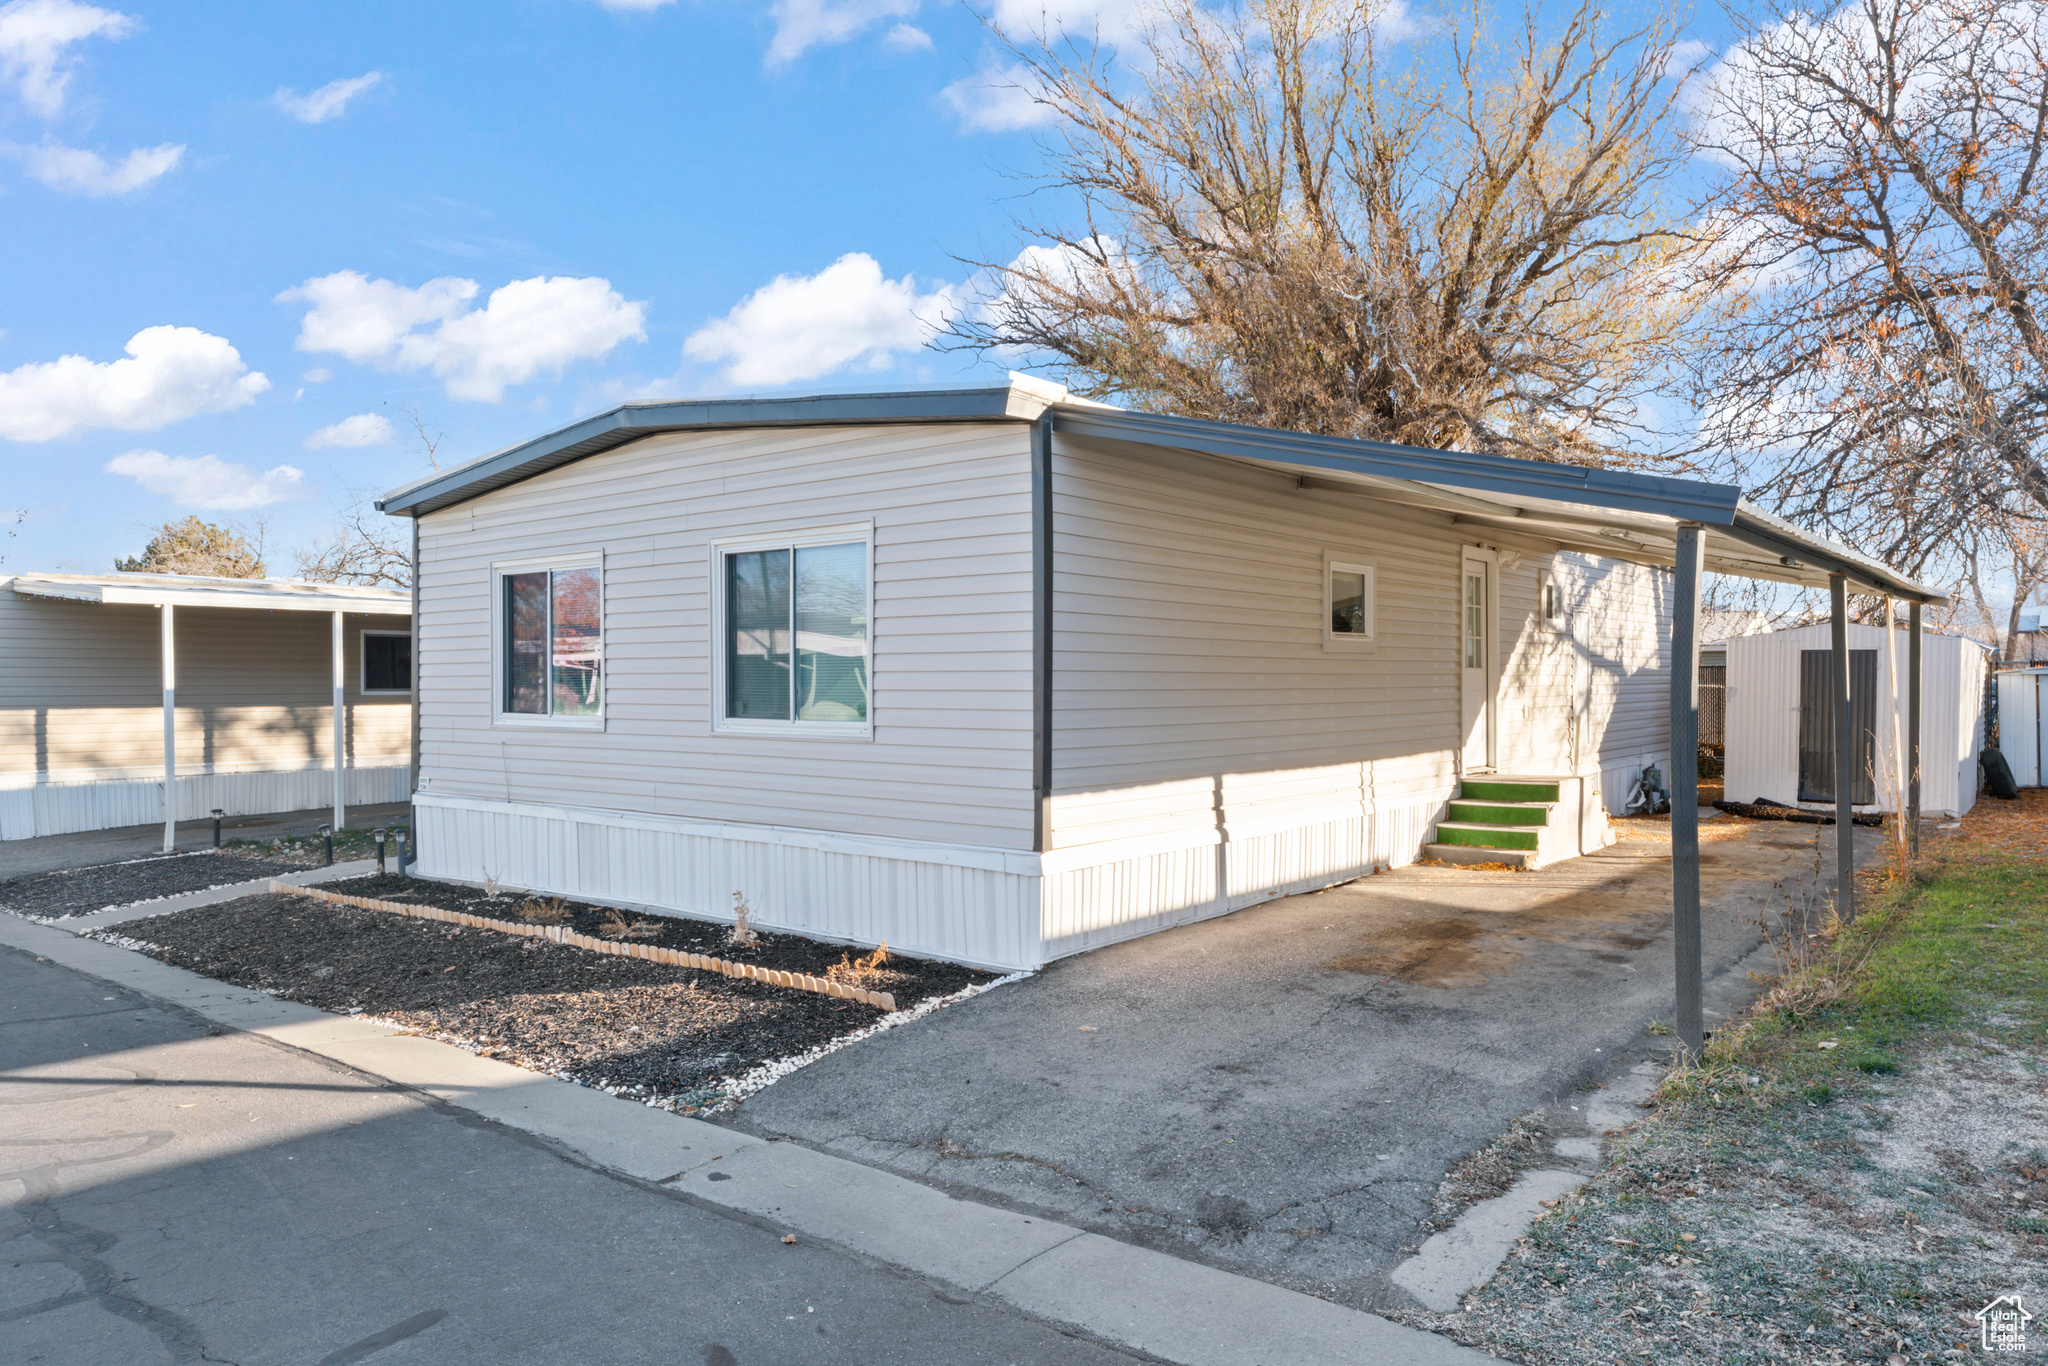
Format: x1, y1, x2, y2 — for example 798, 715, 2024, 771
1723, 623, 1983, 816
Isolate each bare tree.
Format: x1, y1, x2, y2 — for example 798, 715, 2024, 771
949, 0, 1694, 464
293, 491, 412, 589
1683, 0, 2048, 574
1957, 510, 2048, 657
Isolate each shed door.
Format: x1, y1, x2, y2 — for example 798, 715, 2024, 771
1798, 649, 1877, 804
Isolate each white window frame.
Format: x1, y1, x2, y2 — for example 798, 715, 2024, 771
359, 629, 412, 696
710, 521, 875, 740
1323, 555, 1377, 649
490, 553, 605, 731
1535, 568, 1567, 631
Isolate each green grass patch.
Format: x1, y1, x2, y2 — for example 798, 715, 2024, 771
1669, 854, 2048, 1107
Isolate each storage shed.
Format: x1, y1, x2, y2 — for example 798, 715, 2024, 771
1997, 667, 2046, 786
1723, 623, 1987, 817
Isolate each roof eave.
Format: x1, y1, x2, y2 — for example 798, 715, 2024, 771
377, 386, 1040, 518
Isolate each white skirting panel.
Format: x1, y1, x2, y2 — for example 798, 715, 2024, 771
413, 793, 1045, 971
411, 791, 1453, 971
1040, 794, 1444, 962
0, 765, 412, 841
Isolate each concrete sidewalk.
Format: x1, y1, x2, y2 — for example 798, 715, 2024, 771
0, 908, 1494, 1366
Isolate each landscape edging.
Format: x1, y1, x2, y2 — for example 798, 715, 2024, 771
266, 880, 898, 1011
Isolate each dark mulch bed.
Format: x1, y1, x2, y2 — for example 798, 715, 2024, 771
112, 889, 993, 1109
322, 873, 994, 989
0, 850, 303, 918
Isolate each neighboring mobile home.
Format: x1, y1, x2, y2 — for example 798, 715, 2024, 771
376, 378, 1935, 971
0, 573, 413, 841
1722, 624, 1987, 818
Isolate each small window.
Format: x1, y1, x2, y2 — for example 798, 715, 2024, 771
1536, 569, 1565, 628
361, 631, 411, 694
720, 535, 869, 731
500, 565, 602, 720
1325, 558, 1376, 645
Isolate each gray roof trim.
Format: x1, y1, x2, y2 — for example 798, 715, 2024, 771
1718, 503, 1946, 603
376, 386, 1029, 516
1046, 406, 1744, 525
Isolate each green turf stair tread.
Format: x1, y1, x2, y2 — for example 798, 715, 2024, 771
1445, 799, 1553, 826
1459, 778, 1562, 803
1432, 822, 1542, 851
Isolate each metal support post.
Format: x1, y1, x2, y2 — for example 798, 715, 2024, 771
1670, 524, 1705, 1060
161, 604, 176, 854
332, 611, 347, 836
1831, 575, 1856, 922
1908, 601, 1922, 861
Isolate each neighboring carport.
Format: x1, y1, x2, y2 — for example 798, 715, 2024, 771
1036, 407, 1947, 1056
5, 573, 413, 852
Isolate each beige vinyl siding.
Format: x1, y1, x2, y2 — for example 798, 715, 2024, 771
1496, 550, 1672, 784
1048, 435, 1462, 850
1046, 436, 1673, 852
0, 588, 411, 782
414, 421, 1035, 850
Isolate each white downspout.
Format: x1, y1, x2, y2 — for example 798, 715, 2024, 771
161, 603, 176, 854
332, 610, 346, 834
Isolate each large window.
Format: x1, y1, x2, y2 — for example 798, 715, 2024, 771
361, 631, 412, 694
500, 565, 602, 720
720, 534, 869, 732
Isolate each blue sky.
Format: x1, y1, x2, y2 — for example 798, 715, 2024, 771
0, 0, 1743, 579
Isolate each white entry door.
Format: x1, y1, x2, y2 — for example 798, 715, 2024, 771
1461, 549, 1496, 772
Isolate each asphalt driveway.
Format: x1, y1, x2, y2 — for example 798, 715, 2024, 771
732, 816, 1874, 1310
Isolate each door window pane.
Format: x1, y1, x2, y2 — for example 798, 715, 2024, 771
1331, 570, 1366, 635
551, 568, 602, 717
727, 549, 792, 719
505, 572, 548, 713
1464, 572, 1485, 670
794, 542, 869, 721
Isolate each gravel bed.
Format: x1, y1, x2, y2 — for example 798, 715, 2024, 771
0, 850, 303, 918
319, 873, 994, 988
112, 890, 996, 1110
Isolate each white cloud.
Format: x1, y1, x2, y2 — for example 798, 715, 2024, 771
766, 0, 919, 66
274, 70, 383, 124
882, 22, 932, 51
105, 450, 304, 509
0, 325, 270, 442
304, 412, 393, 449
279, 270, 648, 402
985, 0, 1149, 49
683, 252, 960, 388
0, 0, 134, 118
1663, 38, 1712, 81
5, 139, 180, 193
301, 366, 331, 383
940, 62, 1056, 132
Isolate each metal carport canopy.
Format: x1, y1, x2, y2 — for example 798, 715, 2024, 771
1047, 406, 1947, 603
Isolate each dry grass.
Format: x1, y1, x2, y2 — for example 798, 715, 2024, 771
595, 908, 663, 941
514, 896, 570, 925
826, 943, 892, 989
